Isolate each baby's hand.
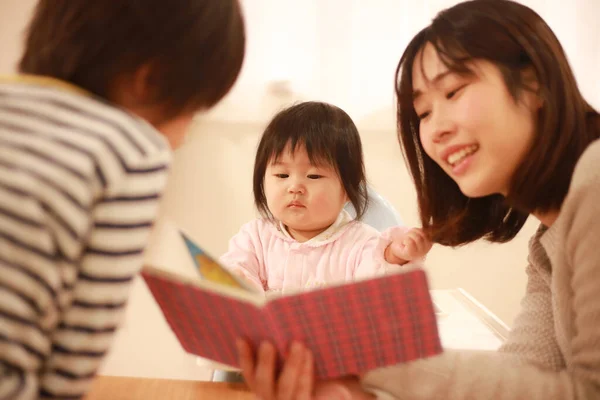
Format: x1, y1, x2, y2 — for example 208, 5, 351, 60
385, 227, 432, 265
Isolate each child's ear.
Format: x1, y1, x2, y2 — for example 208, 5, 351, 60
110, 62, 157, 106
109, 62, 168, 125
130, 63, 158, 105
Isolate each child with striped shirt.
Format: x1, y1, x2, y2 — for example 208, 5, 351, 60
0, 1, 245, 399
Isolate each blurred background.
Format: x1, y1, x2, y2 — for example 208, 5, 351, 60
1, 0, 598, 380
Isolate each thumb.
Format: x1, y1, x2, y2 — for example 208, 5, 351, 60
385, 241, 407, 265
314, 383, 352, 400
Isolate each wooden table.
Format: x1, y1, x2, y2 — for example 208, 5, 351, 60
85, 376, 253, 400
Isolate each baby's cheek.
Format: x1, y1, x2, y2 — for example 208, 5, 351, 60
311, 189, 330, 204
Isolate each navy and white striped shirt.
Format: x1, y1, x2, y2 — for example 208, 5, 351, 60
0, 76, 171, 399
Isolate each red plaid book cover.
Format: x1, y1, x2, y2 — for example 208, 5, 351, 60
142, 266, 442, 379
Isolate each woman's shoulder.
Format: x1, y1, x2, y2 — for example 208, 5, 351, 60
571, 138, 600, 189
540, 139, 600, 254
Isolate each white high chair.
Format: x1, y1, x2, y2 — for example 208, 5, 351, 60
344, 184, 403, 231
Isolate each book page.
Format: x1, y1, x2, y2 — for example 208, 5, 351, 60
180, 231, 256, 292
142, 265, 267, 306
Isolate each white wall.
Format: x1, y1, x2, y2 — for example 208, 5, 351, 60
205, 0, 600, 125
0, 0, 35, 73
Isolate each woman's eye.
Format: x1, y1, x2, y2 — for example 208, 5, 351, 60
446, 84, 466, 99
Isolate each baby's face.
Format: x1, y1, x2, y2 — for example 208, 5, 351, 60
264, 145, 347, 242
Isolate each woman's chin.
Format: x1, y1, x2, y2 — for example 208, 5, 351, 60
457, 182, 496, 199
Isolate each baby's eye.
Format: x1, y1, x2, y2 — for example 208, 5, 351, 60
307, 174, 322, 179
275, 174, 289, 178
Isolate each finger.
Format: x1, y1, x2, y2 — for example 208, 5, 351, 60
401, 235, 417, 250
254, 342, 277, 400
409, 234, 425, 253
403, 239, 418, 258
295, 347, 314, 400
415, 228, 429, 241
389, 241, 408, 264
410, 230, 432, 255
411, 229, 426, 242
407, 232, 428, 254
414, 230, 433, 252
415, 230, 431, 249
236, 339, 256, 390
314, 382, 352, 400
276, 342, 309, 400
406, 230, 423, 244
390, 240, 405, 254
408, 227, 424, 237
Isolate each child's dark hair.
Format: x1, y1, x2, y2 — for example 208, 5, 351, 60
253, 101, 369, 220
395, 0, 600, 246
19, 0, 246, 120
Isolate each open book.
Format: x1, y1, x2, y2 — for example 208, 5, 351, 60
141, 232, 443, 379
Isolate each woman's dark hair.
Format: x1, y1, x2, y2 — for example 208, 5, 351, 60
396, 0, 600, 246
253, 101, 369, 220
20, 0, 246, 120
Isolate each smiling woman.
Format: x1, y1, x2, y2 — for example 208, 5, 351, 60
395, 0, 599, 246
357, 0, 600, 398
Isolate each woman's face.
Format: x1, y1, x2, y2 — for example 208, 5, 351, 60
412, 43, 541, 198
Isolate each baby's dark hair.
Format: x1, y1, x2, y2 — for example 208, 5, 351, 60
253, 101, 368, 220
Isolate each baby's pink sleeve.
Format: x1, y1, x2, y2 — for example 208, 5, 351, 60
354, 225, 425, 279
219, 221, 266, 292
353, 234, 391, 280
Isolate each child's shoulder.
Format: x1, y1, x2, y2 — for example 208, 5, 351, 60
337, 220, 381, 242
239, 217, 271, 228
236, 218, 280, 237
0, 79, 170, 162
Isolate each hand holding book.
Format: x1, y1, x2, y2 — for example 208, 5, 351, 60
237, 340, 376, 399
